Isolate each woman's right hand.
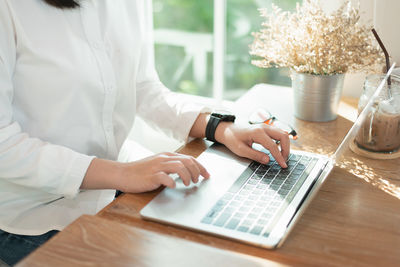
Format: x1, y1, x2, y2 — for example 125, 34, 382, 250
82, 152, 210, 193
117, 152, 210, 193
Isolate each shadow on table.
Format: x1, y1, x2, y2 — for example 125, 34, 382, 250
291, 113, 400, 200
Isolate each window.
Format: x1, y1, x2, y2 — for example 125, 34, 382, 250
153, 0, 299, 101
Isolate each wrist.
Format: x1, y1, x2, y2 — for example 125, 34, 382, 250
214, 121, 234, 144
205, 113, 236, 143
81, 158, 127, 191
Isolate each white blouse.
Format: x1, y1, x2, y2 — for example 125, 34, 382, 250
0, 0, 206, 235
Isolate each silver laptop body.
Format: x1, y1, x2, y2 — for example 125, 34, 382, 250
140, 65, 395, 249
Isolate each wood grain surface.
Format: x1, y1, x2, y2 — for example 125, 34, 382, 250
98, 85, 400, 266
18, 215, 282, 267
19, 84, 400, 267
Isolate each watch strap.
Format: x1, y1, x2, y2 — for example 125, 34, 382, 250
205, 113, 236, 143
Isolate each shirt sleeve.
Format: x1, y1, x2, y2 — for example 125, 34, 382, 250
0, 2, 94, 199
134, 2, 211, 142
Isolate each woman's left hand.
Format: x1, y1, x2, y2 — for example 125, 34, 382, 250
214, 122, 290, 168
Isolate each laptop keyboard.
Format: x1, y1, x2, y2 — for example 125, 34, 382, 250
201, 152, 319, 237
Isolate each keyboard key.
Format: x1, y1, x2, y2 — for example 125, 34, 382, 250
260, 178, 272, 185
287, 165, 296, 171
205, 210, 219, 219
281, 184, 292, 190
249, 161, 260, 171
250, 225, 264, 235
247, 213, 258, 219
271, 201, 281, 207
265, 189, 276, 196
268, 169, 279, 175
261, 213, 272, 219
258, 165, 271, 172
278, 188, 290, 196
233, 212, 245, 218
255, 169, 266, 176
213, 212, 231, 227
291, 169, 303, 176
222, 193, 234, 200
229, 200, 241, 207
211, 205, 224, 212
225, 218, 240, 230
248, 179, 258, 185
256, 201, 267, 207
242, 219, 254, 226
284, 178, 296, 185
228, 168, 253, 193
290, 154, 301, 161
295, 164, 306, 170
257, 218, 269, 225
262, 232, 270, 238
265, 173, 275, 179
279, 167, 291, 174
252, 173, 263, 180
201, 217, 213, 224
239, 206, 251, 213
224, 206, 237, 213
272, 179, 284, 186
268, 206, 278, 213
251, 207, 263, 213
237, 226, 250, 233
248, 195, 258, 201
244, 200, 255, 207
216, 199, 228, 206
234, 195, 245, 201
269, 184, 280, 191
244, 184, 255, 190
256, 184, 267, 190
252, 189, 263, 195
239, 190, 251, 196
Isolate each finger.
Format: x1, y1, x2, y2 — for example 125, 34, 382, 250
237, 143, 271, 165
180, 157, 201, 183
168, 155, 210, 180
265, 126, 290, 160
193, 158, 210, 179
161, 161, 192, 186
155, 172, 176, 189
253, 133, 287, 168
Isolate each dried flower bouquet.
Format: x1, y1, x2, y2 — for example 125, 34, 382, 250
249, 0, 384, 75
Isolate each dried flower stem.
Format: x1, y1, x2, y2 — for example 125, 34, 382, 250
249, 0, 384, 75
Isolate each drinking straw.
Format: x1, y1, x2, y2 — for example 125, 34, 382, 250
372, 28, 392, 97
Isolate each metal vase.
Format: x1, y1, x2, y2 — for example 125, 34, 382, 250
291, 71, 345, 122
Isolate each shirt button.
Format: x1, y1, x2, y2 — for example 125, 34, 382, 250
92, 42, 102, 50
105, 86, 114, 93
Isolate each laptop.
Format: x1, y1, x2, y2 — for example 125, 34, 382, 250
140, 65, 395, 249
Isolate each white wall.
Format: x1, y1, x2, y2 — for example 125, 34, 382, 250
321, 0, 400, 98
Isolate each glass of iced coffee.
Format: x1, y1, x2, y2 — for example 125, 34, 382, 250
355, 74, 400, 155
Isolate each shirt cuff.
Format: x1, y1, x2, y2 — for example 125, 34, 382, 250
60, 154, 96, 199
174, 105, 212, 143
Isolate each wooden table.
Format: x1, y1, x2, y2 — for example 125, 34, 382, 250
19, 84, 400, 267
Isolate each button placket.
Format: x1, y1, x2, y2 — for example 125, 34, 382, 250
80, 2, 118, 158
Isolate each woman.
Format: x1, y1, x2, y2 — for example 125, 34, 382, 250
0, 0, 289, 265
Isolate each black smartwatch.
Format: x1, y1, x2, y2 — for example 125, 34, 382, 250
205, 113, 236, 143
